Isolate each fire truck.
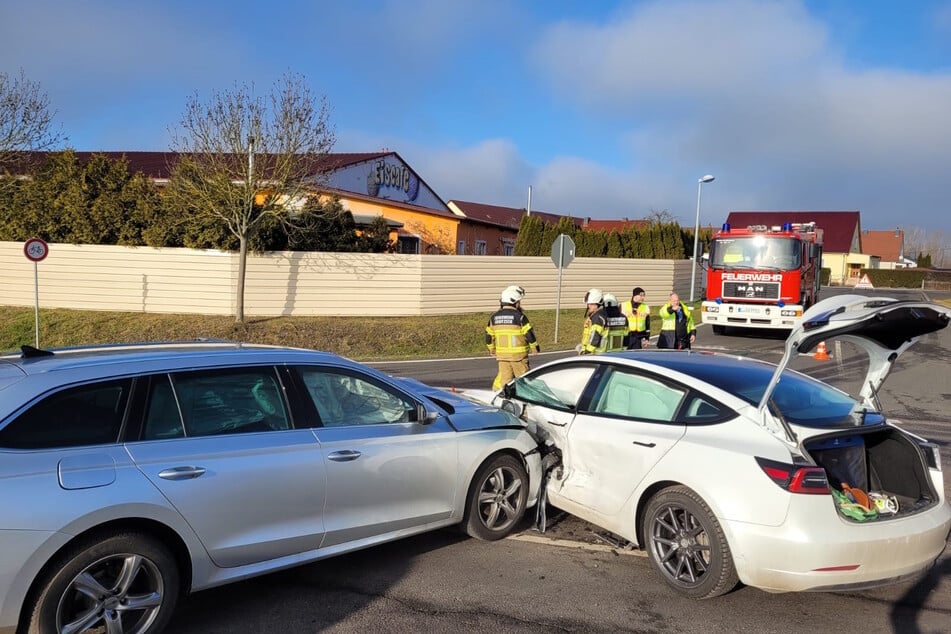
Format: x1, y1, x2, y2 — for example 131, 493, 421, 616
700, 221, 823, 334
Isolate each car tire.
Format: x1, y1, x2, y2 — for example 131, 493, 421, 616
463, 453, 529, 541
712, 325, 726, 335
26, 530, 180, 634
643, 486, 738, 599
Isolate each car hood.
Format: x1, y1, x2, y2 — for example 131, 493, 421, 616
390, 377, 526, 432
759, 294, 951, 413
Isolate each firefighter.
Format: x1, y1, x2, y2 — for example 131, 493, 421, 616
598, 293, 629, 352
486, 286, 539, 390
579, 288, 606, 354
657, 292, 696, 350
620, 286, 651, 349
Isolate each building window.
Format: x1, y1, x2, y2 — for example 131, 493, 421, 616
501, 239, 515, 256
397, 235, 420, 254
457, 240, 466, 255
474, 240, 487, 255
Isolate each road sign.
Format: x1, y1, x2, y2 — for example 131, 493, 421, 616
550, 234, 575, 269
855, 273, 874, 289
24, 237, 49, 262
550, 234, 576, 344
23, 238, 49, 348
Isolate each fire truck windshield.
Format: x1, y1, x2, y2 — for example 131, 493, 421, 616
710, 236, 801, 270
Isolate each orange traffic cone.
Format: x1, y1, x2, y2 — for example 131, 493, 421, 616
814, 341, 830, 361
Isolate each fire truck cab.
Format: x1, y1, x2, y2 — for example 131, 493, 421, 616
701, 221, 823, 333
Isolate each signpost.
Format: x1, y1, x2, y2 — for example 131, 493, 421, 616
550, 234, 575, 343
23, 238, 49, 348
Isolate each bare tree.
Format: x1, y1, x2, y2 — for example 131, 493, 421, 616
167, 72, 336, 322
902, 226, 950, 268
646, 208, 675, 225
0, 69, 65, 188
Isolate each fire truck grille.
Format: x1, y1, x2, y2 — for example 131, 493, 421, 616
722, 281, 781, 300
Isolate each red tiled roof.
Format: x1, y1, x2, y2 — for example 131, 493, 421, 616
450, 200, 577, 229
860, 229, 903, 261
583, 219, 649, 232
725, 211, 861, 253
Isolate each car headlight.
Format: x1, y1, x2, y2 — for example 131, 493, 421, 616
704, 305, 719, 313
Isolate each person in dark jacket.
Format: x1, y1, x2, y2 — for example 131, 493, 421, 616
657, 292, 696, 349
620, 286, 651, 349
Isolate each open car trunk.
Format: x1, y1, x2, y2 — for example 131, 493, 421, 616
805, 427, 940, 521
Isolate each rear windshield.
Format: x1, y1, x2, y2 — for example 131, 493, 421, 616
673, 360, 881, 428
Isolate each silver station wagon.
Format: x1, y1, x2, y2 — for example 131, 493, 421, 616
0, 342, 541, 634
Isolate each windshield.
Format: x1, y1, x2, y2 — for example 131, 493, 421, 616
710, 236, 802, 270
672, 359, 884, 428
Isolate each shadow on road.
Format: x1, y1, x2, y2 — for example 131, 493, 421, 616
889, 556, 951, 633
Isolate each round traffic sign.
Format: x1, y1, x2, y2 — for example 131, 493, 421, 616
24, 237, 49, 262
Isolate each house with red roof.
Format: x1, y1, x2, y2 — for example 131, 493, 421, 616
725, 211, 871, 285
860, 228, 915, 269
448, 200, 647, 255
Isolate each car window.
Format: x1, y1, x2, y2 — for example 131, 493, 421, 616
0, 379, 132, 449
298, 367, 416, 427
512, 365, 597, 411
141, 368, 290, 439
682, 395, 727, 423
588, 368, 685, 422
671, 359, 867, 428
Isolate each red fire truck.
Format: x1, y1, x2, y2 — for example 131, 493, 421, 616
700, 221, 824, 334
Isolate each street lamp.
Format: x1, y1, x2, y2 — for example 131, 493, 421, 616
689, 174, 715, 303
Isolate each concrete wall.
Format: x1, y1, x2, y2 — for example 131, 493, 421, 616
1, 241, 694, 316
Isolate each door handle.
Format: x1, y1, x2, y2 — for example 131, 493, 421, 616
632, 441, 656, 448
158, 466, 207, 480
328, 450, 362, 462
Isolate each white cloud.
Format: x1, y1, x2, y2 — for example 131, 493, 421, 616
522, 0, 951, 232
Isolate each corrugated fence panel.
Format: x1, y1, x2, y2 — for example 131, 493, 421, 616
243, 251, 423, 316
1, 242, 694, 316
418, 256, 691, 315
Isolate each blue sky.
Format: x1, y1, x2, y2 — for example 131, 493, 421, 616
3, 0, 951, 245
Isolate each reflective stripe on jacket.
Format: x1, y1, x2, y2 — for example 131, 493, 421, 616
581, 310, 608, 354
485, 307, 539, 360
659, 303, 696, 336
620, 300, 650, 333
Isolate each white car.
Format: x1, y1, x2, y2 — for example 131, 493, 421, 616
466, 294, 951, 598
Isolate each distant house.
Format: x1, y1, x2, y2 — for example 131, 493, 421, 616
861, 228, 915, 269
8, 150, 648, 256
448, 200, 648, 255
725, 211, 865, 285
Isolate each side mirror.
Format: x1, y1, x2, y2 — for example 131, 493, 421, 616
416, 404, 440, 425
500, 399, 524, 418
502, 383, 515, 399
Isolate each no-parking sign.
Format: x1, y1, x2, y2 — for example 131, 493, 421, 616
24, 237, 49, 262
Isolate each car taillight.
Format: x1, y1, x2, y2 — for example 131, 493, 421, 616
755, 457, 829, 494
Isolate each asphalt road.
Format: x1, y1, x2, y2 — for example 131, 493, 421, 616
167, 288, 951, 633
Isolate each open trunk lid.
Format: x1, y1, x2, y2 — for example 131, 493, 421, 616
758, 295, 951, 413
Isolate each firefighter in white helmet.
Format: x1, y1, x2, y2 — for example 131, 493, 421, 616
486, 286, 539, 390
579, 288, 606, 354
595, 293, 629, 352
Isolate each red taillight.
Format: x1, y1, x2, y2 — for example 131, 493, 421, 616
755, 457, 829, 494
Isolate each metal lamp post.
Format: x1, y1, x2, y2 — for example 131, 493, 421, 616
689, 174, 715, 303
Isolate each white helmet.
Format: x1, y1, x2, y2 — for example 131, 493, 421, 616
500, 288, 522, 305
584, 288, 603, 305
503, 285, 525, 301
602, 293, 619, 307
